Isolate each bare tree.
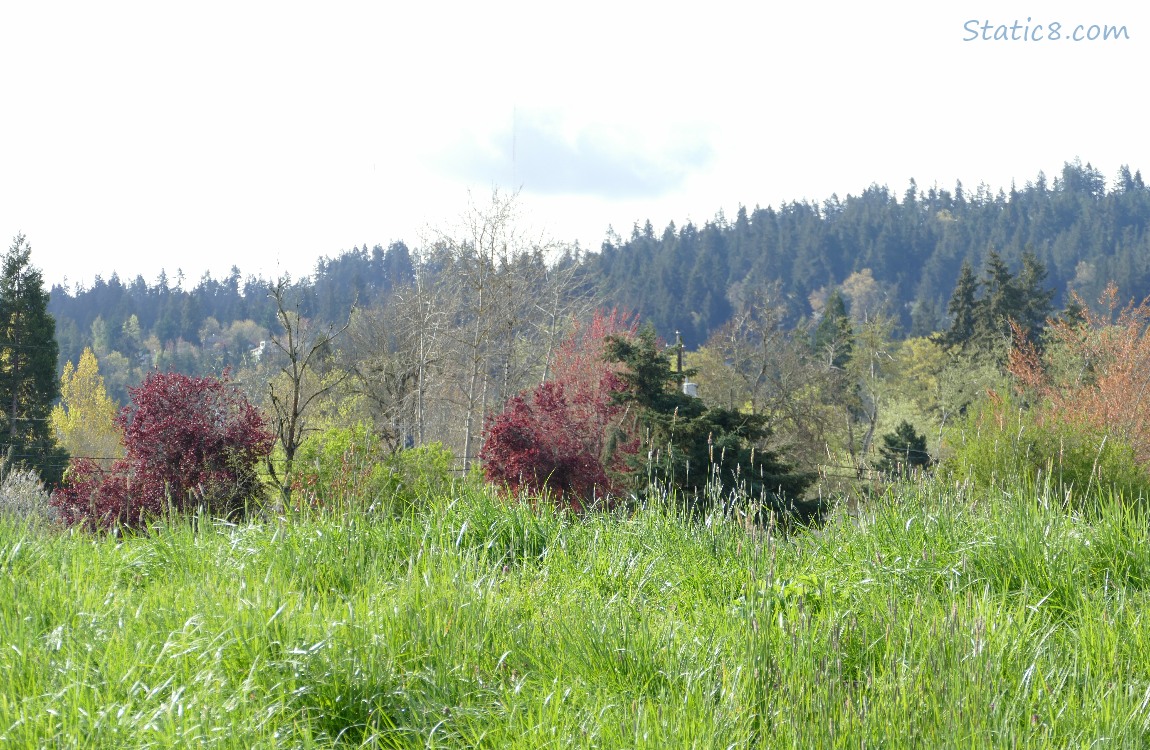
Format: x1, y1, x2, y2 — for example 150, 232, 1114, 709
536, 248, 595, 385
843, 313, 897, 469
711, 281, 789, 414
433, 190, 558, 469
337, 191, 597, 467
703, 282, 838, 473
343, 279, 446, 452
265, 277, 351, 504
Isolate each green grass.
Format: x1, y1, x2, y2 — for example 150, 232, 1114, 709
3, 480, 1150, 747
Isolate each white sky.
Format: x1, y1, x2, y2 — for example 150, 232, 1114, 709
2, 1, 1147, 290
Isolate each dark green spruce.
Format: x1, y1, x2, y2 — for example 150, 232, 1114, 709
0, 235, 68, 483
604, 325, 818, 522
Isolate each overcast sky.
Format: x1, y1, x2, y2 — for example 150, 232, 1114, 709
2, 1, 1146, 289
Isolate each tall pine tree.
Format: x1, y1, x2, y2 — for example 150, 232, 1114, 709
1015, 249, 1055, 340
813, 290, 854, 369
604, 325, 817, 521
939, 251, 1055, 356
973, 250, 1020, 350
0, 235, 68, 483
940, 261, 978, 349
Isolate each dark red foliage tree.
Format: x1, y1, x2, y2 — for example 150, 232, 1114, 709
480, 382, 610, 509
480, 309, 639, 510
53, 372, 274, 529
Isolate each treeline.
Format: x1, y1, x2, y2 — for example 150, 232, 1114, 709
30, 178, 1150, 515
48, 242, 418, 404
50, 159, 1150, 400
584, 158, 1150, 343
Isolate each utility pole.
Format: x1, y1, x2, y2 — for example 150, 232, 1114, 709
674, 330, 684, 386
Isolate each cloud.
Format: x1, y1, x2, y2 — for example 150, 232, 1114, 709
437, 110, 715, 199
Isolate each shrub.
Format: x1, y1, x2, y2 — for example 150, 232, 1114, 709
53, 372, 274, 529
0, 467, 55, 525
289, 424, 392, 511
481, 382, 614, 510
1010, 285, 1150, 466
877, 420, 933, 480
481, 309, 639, 510
288, 424, 459, 514
392, 442, 458, 502
942, 390, 1150, 502
979, 284, 1150, 503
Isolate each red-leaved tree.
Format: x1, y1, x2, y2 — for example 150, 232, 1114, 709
480, 309, 639, 509
53, 372, 274, 529
480, 381, 610, 508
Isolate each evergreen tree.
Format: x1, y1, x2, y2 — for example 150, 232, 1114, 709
877, 420, 932, 479
941, 251, 1056, 356
0, 235, 68, 483
939, 262, 977, 350
973, 250, 1021, 350
1056, 295, 1088, 328
813, 290, 854, 369
604, 325, 817, 521
1014, 249, 1055, 339
909, 297, 943, 338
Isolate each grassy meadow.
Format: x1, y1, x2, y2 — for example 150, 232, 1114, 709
3, 480, 1150, 748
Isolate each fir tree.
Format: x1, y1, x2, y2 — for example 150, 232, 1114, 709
0, 235, 68, 483
973, 250, 1021, 350
1015, 249, 1055, 339
604, 325, 818, 521
1057, 295, 1088, 328
877, 420, 932, 479
813, 290, 853, 369
939, 253, 1054, 355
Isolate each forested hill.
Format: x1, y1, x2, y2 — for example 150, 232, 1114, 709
47, 158, 1150, 399
581, 159, 1150, 345
47, 242, 417, 403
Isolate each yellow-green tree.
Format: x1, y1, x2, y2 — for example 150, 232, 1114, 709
50, 348, 123, 467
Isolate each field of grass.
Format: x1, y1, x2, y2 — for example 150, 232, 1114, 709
3, 479, 1150, 748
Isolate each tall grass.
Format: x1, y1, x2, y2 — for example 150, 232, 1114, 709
2, 478, 1150, 747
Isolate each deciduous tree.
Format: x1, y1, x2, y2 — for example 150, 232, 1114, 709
50, 348, 123, 467
480, 309, 639, 508
435, 190, 550, 469
265, 277, 352, 504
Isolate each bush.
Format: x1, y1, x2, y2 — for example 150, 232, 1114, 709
0, 467, 55, 525
289, 424, 392, 511
971, 286, 1150, 504
942, 391, 1150, 502
481, 309, 639, 510
53, 372, 274, 529
1011, 286, 1150, 467
288, 424, 459, 514
481, 382, 614, 510
393, 442, 458, 503
877, 420, 933, 480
